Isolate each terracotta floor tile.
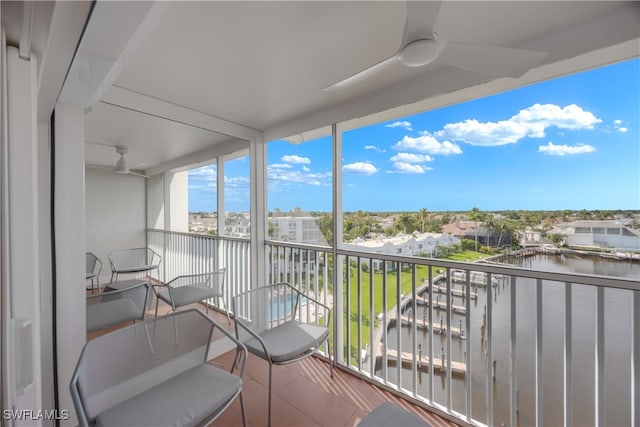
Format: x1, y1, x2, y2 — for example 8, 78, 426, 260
276, 375, 359, 427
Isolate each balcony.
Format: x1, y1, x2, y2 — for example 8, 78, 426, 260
2, 2, 639, 425
146, 229, 640, 426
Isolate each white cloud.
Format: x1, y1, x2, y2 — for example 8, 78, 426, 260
385, 121, 413, 131
393, 132, 463, 155
364, 145, 386, 153
268, 166, 331, 187
389, 152, 434, 163
270, 163, 293, 169
538, 142, 596, 156
302, 166, 311, 172
392, 162, 431, 174
224, 175, 250, 187
281, 155, 311, 165
612, 119, 628, 133
437, 103, 601, 146
189, 165, 216, 177
343, 162, 378, 175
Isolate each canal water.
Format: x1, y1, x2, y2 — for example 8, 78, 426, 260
380, 254, 640, 426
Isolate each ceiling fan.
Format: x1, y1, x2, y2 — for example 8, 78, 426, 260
323, 1, 547, 91
112, 145, 149, 178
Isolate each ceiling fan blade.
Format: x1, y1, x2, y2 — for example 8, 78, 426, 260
438, 42, 548, 78
128, 171, 150, 179
323, 54, 400, 91
403, 1, 442, 43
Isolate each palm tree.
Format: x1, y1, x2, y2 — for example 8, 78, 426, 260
418, 208, 429, 232
469, 207, 483, 251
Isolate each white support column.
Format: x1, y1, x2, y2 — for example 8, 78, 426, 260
332, 123, 344, 364
53, 103, 86, 426
3, 44, 43, 424
217, 158, 225, 237
249, 137, 266, 290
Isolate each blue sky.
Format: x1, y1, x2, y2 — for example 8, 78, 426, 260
190, 58, 639, 213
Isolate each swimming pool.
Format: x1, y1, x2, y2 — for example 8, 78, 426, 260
269, 294, 307, 320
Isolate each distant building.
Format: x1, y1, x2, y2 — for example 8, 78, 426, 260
442, 221, 477, 237
269, 216, 328, 245
343, 232, 460, 269
551, 220, 640, 251
225, 212, 251, 237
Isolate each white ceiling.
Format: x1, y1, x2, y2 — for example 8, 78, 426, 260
68, 1, 639, 174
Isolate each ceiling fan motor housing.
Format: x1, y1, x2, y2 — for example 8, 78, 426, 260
400, 39, 441, 67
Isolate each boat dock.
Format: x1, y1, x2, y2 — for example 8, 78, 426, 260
426, 283, 478, 300
396, 315, 465, 338
384, 348, 466, 376
415, 296, 467, 314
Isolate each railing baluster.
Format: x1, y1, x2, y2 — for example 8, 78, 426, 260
535, 278, 543, 427
633, 290, 640, 427
382, 261, 388, 384
428, 265, 434, 404
596, 286, 605, 427
564, 282, 572, 427
411, 264, 418, 397
487, 272, 494, 427
446, 267, 452, 412
369, 257, 375, 378
467, 270, 473, 423
346, 255, 351, 367
396, 261, 402, 391
510, 275, 517, 427
357, 256, 362, 372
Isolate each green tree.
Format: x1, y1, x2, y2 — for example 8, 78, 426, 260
418, 208, 429, 233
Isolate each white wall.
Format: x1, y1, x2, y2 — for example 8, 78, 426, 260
4, 45, 43, 422
168, 171, 188, 232
85, 168, 146, 283
146, 173, 164, 229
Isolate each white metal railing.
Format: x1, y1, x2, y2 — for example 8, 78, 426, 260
145, 230, 639, 426
265, 240, 640, 427
147, 229, 250, 315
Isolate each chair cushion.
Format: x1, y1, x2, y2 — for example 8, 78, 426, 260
86, 299, 141, 332
244, 320, 329, 363
357, 402, 431, 427
95, 364, 242, 427
115, 264, 158, 274
156, 284, 218, 308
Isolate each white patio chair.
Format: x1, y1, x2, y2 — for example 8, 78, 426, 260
154, 269, 231, 323
85, 252, 103, 292
85, 280, 150, 332
108, 247, 161, 283
70, 309, 247, 427
232, 282, 333, 427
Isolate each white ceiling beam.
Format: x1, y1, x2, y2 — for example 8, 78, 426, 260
59, 1, 162, 108
145, 137, 250, 176
18, 1, 34, 60
36, 1, 93, 121
102, 85, 261, 142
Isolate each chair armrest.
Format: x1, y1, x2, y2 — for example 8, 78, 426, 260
211, 317, 248, 378
233, 315, 274, 364
149, 248, 162, 266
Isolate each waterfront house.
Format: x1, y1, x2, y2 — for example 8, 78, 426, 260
552, 220, 640, 252
2, 2, 639, 426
